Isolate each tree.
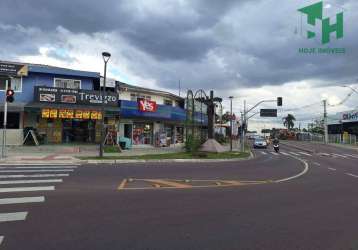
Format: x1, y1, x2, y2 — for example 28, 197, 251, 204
283, 114, 296, 130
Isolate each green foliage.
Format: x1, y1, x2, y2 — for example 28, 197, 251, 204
283, 114, 296, 130
184, 135, 202, 153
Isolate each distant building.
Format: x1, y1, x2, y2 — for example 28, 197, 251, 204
328, 109, 358, 135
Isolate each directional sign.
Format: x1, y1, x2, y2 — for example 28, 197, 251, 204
0, 62, 28, 77
260, 109, 277, 117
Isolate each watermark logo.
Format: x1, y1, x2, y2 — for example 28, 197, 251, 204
297, 1, 346, 54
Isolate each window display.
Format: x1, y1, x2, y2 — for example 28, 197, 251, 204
132, 123, 153, 145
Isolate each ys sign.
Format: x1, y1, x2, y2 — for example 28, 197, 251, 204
138, 99, 157, 112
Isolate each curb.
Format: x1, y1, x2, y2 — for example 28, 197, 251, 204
82, 151, 254, 165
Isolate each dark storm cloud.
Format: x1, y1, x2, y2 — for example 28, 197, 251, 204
0, 0, 357, 91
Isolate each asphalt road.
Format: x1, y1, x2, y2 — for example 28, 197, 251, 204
1, 142, 358, 250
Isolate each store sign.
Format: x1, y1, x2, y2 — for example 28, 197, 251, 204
342, 110, 358, 122
41, 108, 102, 120
100, 77, 116, 88
35, 86, 118, 106
138, 99, 157, 112
0, 62, 28, 77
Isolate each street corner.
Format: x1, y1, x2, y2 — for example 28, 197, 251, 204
116, 178, 270, 191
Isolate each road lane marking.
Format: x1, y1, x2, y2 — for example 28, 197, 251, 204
145, 179, 192, 188
343, 154, 358, 159
117, 179, 128, 190
260, 152, 267, 155
0, 166, 77, 169
332, 153, 348, 158
281, 152, 290, 156
289, 152, 300, 156
0, 236, 3, 245
0, 174, 69, 178
0, 212, 28, 223
346, 173, 358, 178
298, 152, 312, 156
313, 162, 321, 166
0, 179, 62, 185
0, 186, 55, 193
0, 169, 73, 173
275, 157, 309, 183
0, 196, 45, 205
270, 152, 279, 156
328, 168, 336, 171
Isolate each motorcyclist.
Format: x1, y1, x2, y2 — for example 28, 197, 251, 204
273, 138, 279, 145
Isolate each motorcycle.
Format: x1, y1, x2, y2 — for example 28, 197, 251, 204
273, 144, 280, 153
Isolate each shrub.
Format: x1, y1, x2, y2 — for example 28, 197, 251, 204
184, 135, 202, 153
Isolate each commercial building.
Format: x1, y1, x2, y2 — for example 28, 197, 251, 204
0, 61, 119, 145
117, 82, 207, 147
0, 60, 208, 147
328, 109, 358, 135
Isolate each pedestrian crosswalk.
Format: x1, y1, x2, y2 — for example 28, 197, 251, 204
0, 165, 78, 246
259, 150, 358, 159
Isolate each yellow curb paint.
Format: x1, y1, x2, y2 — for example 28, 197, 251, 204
145, 179, 192, 188
117, 179, 128, 190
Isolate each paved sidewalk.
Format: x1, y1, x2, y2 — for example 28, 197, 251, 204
0, 140, 244, 165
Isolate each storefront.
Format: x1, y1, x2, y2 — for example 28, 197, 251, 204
328, 109, 358, 135
119, 99, 187, 147
24, 86, 119, 144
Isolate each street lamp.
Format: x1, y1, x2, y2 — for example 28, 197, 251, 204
99, 52, 111, 157
342, 85, 358, 94
229, 96, 234, 151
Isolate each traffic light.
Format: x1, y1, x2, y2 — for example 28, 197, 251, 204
6, 89, 14, 103
277, 97, 282, 106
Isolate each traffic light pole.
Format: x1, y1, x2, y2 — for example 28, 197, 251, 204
2, 80, 8, 158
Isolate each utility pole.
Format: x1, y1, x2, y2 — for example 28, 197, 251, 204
323, 99, 328, 144
229, 96, 234, 151
1, 80, 8, 158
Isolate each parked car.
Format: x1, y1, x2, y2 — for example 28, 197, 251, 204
253, 138, 268, 149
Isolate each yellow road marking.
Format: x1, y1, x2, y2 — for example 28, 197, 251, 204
117, 179, 128, 190
144, 179, 192, 188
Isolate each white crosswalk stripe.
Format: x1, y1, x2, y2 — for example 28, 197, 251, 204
343, 154, 358, 159
0, 173, 69, 178
0, 196, 45, 205
0, 186, 55, 193
289, 152, 300, 156
0, 169, 73, 173
270, 152, 279, 156
0, 166, 77, 169
281, 152, 290, 156
0, 179, 62, 185
298, 152, 312, 156
0, 212, 28, 223
332, 153, 348, 158
0, 236, 4, 245
260, 152, 267, 155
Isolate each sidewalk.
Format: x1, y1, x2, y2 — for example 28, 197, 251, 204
0, 141, 245, 165
0, 144, 186, 165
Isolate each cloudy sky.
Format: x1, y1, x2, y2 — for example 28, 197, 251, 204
1, 0, 357, 131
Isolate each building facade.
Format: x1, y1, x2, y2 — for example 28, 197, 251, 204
0, 61, 119, 145
0, 61, 208, 147
328, 109, 358, 135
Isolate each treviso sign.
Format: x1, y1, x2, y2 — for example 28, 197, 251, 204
34, 86, 118, 106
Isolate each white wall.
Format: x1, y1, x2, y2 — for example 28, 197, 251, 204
0, 129, 23, 145
119, 91, 179, 106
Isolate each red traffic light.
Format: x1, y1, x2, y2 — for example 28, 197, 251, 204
6, 89, 14, 96
6, 89, 15, 103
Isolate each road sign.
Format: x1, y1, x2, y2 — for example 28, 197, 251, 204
260, 109, 277, 117
0, 62, 28, 77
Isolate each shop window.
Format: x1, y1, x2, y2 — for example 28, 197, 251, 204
54, 78, 81, 89
130, 93, 151, 101
0, 77, 22, 92
164, 99, 173, 106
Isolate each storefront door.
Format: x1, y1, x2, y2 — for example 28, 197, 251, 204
133, 123, 153, 145
62, 119, 96, 143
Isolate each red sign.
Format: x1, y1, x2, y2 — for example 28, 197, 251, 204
138, 99, 157, 112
